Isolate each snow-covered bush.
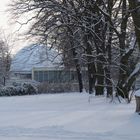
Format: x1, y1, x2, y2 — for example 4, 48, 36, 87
38, 82, 63, 93
0, 83, 38, 96
38, 82, 79, 93
0, 86, 18, 96
22, 83, 38, 95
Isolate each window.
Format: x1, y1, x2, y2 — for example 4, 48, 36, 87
33, 69, 78, 83
43, 71, 48, 81
34, 71, 38, 81
38, 71, 43, 82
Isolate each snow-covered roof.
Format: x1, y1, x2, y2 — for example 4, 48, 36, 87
10, 44, 62, 72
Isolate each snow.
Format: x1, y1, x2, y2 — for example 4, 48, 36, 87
125, 63, 140, 87
135, 89, 140, 96
129, 63, 140, 79
10, 44, 62, 72
0, 92, 138, 140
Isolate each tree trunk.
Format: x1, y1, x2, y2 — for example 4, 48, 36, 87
116, 0, 129, 99
105, 67, 113, 97
105, 1, 113, 97
84, 34, 96, 94
72, 47, 83, 93
128, 0, 140, 48
88, 63, 96, 94
75, 64, 83, 93
67, 27, 84, 93
135, 96, 140, 112
94, 13, 105, 95
95, 55, 105, 95
105, 28, 113, 97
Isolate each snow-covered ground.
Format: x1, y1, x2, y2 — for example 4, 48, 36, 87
0, 92, 139, 140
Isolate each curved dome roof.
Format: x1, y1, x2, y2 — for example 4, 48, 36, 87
10, 44, 62, 72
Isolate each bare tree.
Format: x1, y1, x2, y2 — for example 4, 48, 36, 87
0, 37, 11, 86
9, 0, 140, 101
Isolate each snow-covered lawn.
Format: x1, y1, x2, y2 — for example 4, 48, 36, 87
0, 92, 139, 140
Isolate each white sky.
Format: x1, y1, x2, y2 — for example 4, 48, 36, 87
0, 0, 10, 29
0, 0, 31, 54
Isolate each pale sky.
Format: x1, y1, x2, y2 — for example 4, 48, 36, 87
0, 0, 10, 29
0, 0, 32, 54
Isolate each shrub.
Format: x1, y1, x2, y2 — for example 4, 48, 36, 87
22, 83, 37, 95
0, 86, 17, 96
0, 83, 38, 96
38, 82, 79, 93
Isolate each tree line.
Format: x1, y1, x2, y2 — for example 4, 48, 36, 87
10, 0, 140, 102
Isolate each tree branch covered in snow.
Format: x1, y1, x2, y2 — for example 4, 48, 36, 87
9, 0, 140, 102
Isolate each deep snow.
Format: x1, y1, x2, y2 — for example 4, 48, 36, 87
0, 92, 139, 140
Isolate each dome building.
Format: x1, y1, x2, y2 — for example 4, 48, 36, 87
10, 44, 63, 82
10, 44, 77, 84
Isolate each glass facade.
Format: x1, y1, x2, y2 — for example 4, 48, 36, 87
33, 70, 78, 83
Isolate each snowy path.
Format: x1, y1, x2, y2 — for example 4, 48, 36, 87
0, 93, 138, 140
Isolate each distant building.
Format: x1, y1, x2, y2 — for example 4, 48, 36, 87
32, 66, 77, 83
10, 44, 78, 84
